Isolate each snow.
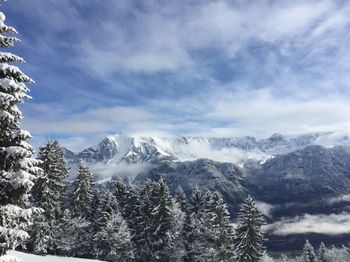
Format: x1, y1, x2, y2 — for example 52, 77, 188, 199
7, 251, 103, 262
0, 12, 5, 22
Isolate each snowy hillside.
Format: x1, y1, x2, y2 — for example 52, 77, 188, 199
7, 251, 103, 262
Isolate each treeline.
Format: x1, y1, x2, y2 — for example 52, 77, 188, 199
28, 140, 265, 262
263, 241, 350, 262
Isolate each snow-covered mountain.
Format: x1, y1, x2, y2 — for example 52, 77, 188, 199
65, 132, 350, 166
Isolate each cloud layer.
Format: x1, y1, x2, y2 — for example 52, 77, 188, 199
265, 213, 350, 235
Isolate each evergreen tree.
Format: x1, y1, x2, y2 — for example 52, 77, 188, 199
88, 188, 100, 256
56, 209, 88, 257
136, 180, 156, 261
183, 186, 207, 262
93, 192, 132, 261
123, 185, 141, 243
175, 186, 188, 214
113, 177, 127, 216
150, 179, 175, 261
100, 212, 133, 262
0, 9, 41, 260
203, 191, 235, 261
234, 195, 265, 262
31, 140, 68, 254
302, 240, 316, 262
93, 192, 115, 259
318, 242, 327, 262
71, 161, 93, 218
167, 201, 185, 262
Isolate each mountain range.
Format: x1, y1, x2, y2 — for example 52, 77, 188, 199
65, 131, 350, 165
63, 132, 350, 250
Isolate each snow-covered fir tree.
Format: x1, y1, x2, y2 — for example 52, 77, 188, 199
93, 192, 115, 259
122, 185, 141, 248
93, 192, 132, 261
114, 177, 127, 211
302, 240, 316, 262
167, 201, 185, 262
203, 191, 235, 261
183, 186, 207, 262
149, 179, 175, 261
31, 140, 68, 254
136, 180, 156, 261
71, 161, 93, 218
318, 242, 327, 262
55, 209, 89, 257
100, 212, 133, 261
175, 186, 188, 214
0, 8, 41, 261
88, 188, 100, 256
234, 195, 265, 262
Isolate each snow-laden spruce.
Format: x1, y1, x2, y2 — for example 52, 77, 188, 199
234, 195, 266, 262
31, 141, 68, 255
301, 240, 316, 262
0, 9, 41, 261
71, 161, 93, 218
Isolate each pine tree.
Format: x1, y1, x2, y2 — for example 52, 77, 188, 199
113, 177, 127, 216
93, 192, 115, 259
136, 180, 156, 261
318, 242, 327, 262
150, 179, 174, 261
175, 186, 188, 214
167, 201, 185, 262
56, 209, 89, 257
31, 140, 68, 254
93, 192, 132, 261
123, 185, 141, 244
302, 240, 316, 262
234, 195, 265, 262
183, 186, 206, 262
71, 161, 93, 218
0, 8, 41, 260
88, 188, 100, 257
203, 191, 235, 261
100, 212, 133, 262
36, 141, 68, 220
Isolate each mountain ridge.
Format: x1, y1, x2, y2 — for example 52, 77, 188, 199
64, 131, 350, 166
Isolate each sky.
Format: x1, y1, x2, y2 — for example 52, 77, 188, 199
2, 0, 350, 151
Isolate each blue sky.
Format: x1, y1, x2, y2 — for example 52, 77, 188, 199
3, 0, 350, 151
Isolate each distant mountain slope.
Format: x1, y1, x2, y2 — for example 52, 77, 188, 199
245, 145, 350, 203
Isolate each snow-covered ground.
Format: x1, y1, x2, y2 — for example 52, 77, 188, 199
7, 251, 103, 262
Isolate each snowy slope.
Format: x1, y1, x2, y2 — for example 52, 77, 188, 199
7, 251, 103, 262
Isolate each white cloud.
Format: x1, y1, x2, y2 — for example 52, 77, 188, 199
89, 162, 153, 181
256, 201, 274, 218
265, 213, 350, 235
22, 105, 158, 135
201, 88, 350, 138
